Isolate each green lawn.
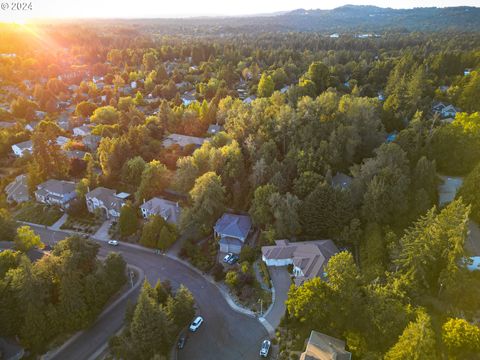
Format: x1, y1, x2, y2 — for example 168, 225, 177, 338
15, 202, 63, 226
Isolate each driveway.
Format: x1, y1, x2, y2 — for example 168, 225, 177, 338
263, 266, 292, 331
11, 225, 268, 360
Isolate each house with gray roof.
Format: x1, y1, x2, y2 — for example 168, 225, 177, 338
85, 187, 129, 219
214, 213, 252, 254
35, 179, 77, 209
5, 174, 29, 204
11, 140, 33, 157
262, 239, 339, 286
300, 330, 351, 360
163, 133, 208, 149
140, 197, 181, 225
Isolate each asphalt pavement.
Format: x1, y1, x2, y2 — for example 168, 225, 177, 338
7, 226, 269, 360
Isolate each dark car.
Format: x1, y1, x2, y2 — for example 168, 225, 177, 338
227, 254, 239, 265
178, 334, 187, 349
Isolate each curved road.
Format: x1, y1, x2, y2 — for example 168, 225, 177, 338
13, 226, 268, 360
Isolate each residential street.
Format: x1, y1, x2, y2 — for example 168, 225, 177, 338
10, 226, 269, 360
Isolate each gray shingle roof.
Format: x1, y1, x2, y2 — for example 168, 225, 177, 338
214, 213, 252, 240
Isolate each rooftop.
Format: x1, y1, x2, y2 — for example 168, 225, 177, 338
214, 213, 252, 240
262, 239, 339, 285
300, 330, 351, 360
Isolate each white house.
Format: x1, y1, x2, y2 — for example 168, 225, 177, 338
262, 239, 339, 286
140, 197, 181, 225
11, 140, 33, 157
85, 187, 129, 219
35, 179, 77, 209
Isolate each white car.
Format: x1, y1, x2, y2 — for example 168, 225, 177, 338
260, 339, 271, 357
223, 252, 233, 263
189, 316, 204, 332
108, 240, 119, 246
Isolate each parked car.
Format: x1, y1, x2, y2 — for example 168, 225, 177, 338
177, 334, 187, 349
189, 316, 204, 332
260, 339, 271, 357
108, 240, 119, 246
227, 254, 239, 265
223, 252, 233, 263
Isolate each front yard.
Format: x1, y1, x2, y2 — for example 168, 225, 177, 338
14, 202, 63, 226
60, 213, 103, 234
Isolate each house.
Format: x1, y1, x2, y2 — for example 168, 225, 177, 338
163, 134, 208, 149
331, 172, 353, 190
5, 174, 30, 204
207, 124, 223, 136
73, 125, 92, 137
280, 85, 290, 94
35, 179, 77, 209
329, 33, 340, 38
262, 239, 339, 286
140, 197, 181, 225
214, 213, 252, 254
0, 121, 15, 129
85, 187, 129, 219
181, 93, 196, 106
440, 117, 455, 124
432, 102, 460, 118
11, 140, 33, 157
83, 135, 102, 151
441, 104, 459, 118
25, 121, 39, 132
56, 136, 70, 148
300, 330, 351, 360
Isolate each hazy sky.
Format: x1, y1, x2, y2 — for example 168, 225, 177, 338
1, 0, 479, 21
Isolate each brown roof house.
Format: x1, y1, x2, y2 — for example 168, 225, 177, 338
300, 330, 351, 360
262, 239, 339, 286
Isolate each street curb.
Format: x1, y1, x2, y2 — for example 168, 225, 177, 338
262, 285, 276, 320
42, 264, 144, 360
164, 253, 257, 318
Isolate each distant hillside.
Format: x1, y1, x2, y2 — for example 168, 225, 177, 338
123, 5, 480, 34
275, 5, 480, 32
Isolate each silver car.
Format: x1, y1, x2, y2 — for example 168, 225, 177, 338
260, 339, 271, 357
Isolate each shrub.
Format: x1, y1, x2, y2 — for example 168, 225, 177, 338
211, 263, 225, 281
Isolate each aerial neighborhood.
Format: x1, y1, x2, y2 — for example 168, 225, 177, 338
1, 5, 480, 360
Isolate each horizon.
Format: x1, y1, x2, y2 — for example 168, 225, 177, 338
1, 1, 479, 23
